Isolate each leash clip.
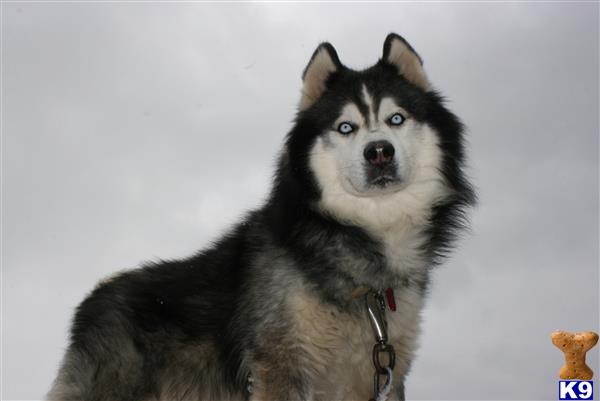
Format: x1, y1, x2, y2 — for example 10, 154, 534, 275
365, 291, 388, 344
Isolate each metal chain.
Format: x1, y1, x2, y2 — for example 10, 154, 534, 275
365, 291, 396, 401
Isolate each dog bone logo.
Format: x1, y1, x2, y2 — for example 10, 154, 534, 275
551, 330, 598, 380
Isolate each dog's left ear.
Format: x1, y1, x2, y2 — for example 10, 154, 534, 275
382, 33, 431, 91
299, 43, 342, 111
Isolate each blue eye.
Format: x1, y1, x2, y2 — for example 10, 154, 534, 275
388, 113, 405, 126
337, 122, 354, 135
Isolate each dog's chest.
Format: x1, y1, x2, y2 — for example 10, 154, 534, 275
288, 282, 425, 401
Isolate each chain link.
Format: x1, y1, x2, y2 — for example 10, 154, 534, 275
373, 342, 396, 373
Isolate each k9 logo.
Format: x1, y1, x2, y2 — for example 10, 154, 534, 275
559, 381, 594, 400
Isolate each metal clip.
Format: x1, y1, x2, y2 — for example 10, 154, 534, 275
365, 291, 387, 344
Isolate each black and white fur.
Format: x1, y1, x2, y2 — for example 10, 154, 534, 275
48, 33, 475, 401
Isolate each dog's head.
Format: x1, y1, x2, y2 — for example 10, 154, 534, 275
279, 34, 474, 233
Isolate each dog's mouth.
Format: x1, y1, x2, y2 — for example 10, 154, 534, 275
342, 168, 404, 197
369, 175, 397, 187
364, 162, 399, 188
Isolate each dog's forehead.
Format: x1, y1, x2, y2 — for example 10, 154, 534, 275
360, 85, 377, 126
336, 83, 398, 126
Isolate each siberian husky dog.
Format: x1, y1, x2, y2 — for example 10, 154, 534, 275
49, 34, 475, 401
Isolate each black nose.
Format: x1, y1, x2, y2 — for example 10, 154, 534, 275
363, 140, 395, 166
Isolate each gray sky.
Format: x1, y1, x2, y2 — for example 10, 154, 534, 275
2, 2, 598, 400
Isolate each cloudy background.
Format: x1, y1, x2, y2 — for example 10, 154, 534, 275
2, 2, 598, 400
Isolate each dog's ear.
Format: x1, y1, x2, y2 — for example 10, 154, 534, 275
382, 33, 431, 91
299, 43, 342, 111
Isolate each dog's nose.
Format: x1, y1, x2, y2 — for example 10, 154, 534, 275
363, 140, 395, 166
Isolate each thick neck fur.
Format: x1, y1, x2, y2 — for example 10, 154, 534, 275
263, 188, 431, 309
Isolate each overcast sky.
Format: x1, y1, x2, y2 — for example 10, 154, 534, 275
2, 2, 598, 400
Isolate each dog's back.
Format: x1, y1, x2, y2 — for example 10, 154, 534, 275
48, 226, 252, 401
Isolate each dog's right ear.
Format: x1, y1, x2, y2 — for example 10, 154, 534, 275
299, 43, 342, 111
